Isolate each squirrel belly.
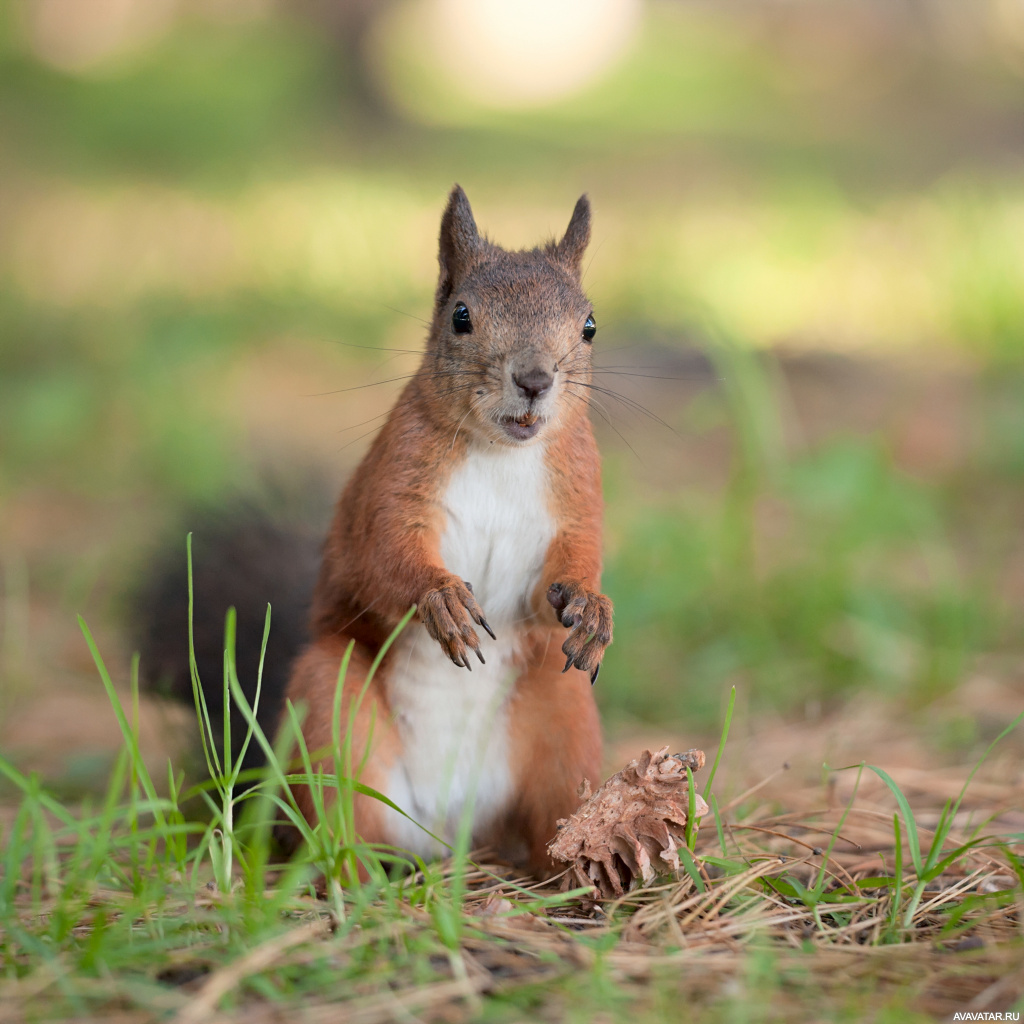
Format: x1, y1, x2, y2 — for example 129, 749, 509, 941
381, 439, 555, 857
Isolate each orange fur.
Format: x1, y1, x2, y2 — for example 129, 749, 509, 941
285, 638, 399, 853
504, 631, 603, 873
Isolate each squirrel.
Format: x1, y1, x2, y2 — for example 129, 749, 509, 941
138, 185, 612, 876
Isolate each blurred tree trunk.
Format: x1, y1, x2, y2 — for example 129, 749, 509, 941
285, 0, 397, 121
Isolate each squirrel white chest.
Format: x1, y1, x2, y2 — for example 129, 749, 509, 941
439, 442, 554, 623
382, 442, 555, 853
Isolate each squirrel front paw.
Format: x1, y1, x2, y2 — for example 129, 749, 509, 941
420, 577, 496, 671
547, 582, 613, 684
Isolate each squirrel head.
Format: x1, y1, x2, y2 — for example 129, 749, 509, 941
424, 184, 596, 447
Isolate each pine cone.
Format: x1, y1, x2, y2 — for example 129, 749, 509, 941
547, 746, 709, 899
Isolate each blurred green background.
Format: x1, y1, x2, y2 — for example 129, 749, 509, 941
2, 0, 1023, 786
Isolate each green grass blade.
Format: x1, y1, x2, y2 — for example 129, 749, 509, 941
231, 603, 271, 787
186, 533, 223, 786
0, 756, 78, 828
677, 846, 705, 893
947, 707, 1024, 827
685, 766, 698, 851
78, 616, 166, 831
867, 765, 922, 876
888, 812, 903, 936
702, 685, 735, 801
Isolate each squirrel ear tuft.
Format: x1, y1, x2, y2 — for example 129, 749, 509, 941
437, 184, 480, 303
555, 194, 591, 278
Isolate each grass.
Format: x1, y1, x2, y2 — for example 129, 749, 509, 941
0, 576, 1021, 1023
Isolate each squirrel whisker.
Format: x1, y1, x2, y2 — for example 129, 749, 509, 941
563, 386, 642, 461
564, 379, 678, 436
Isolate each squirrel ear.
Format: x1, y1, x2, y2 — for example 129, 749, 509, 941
437, 184, 480, 304
555, 194, 591, 278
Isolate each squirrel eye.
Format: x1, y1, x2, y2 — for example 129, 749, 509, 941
452, 302, 472, 334
582, 315, 596, 342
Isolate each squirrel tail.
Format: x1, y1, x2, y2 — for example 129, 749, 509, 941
133, 499, 323, 781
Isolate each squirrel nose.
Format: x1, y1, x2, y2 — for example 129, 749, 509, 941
513, 367, 554, 401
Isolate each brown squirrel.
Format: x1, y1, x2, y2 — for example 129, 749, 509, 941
139, 186, 612, 875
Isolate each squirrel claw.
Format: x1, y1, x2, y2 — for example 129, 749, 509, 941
552, 581, 613, 682
421, 576, 491, 670
479, 617, 497, 641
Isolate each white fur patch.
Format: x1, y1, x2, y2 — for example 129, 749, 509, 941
382, 442, 554, 857
440, 442, 554, 626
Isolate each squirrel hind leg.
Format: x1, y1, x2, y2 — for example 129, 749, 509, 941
504, 648, 603, 879
284, 638, 402, 865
